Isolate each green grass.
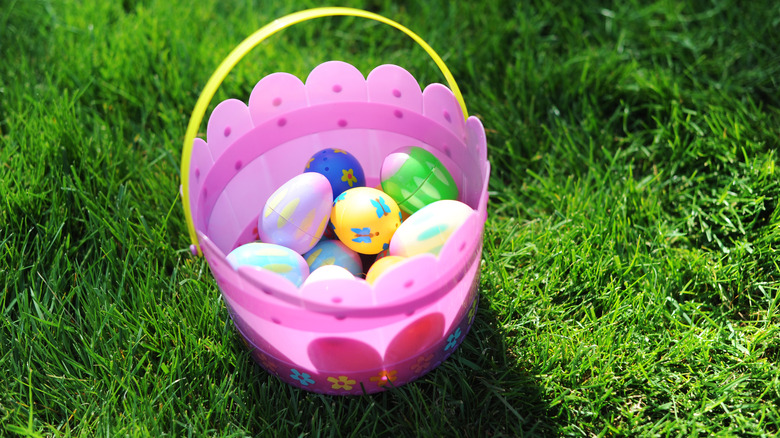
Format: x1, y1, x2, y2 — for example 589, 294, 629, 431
2, 0, 779, 436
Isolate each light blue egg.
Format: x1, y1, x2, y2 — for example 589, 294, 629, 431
226, 242, 309, 287
302, 239, 362, 276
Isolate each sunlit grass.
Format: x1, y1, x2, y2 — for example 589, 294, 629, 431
1, 0, 779, 436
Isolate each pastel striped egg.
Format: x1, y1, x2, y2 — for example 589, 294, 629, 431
389, 200, 474, 257
226, 242, 309, 287
259, 173, 333, 254
303, 238, 363, 276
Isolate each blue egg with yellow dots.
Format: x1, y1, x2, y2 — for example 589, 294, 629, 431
304, 148, 366, 199
303, 238, 363, 277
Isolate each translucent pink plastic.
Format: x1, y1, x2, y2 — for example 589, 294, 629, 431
187, 61, 490, 394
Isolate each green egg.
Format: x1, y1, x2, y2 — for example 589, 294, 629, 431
380, 146, 458, 215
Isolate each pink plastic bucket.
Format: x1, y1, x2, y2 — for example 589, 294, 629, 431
180, 8, 490, 395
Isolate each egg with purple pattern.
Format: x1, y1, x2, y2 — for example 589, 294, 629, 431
259, 173, 333, 254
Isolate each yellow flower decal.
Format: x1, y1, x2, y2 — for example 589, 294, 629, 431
370, 370, 397, 387
305, 157, 314, 169
342, 168, 358, 187
332, 149, 348, 154
468, 299, 477, 324
327, 375, 356, 390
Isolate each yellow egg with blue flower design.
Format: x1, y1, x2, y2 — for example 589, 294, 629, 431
331, 187, 403, 255
304, 148, 366, 199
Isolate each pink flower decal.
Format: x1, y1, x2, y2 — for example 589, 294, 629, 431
411, 354, 435, 374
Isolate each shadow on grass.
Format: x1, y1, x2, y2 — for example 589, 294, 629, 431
224, 294, 560, 437
442, 299, 560, 436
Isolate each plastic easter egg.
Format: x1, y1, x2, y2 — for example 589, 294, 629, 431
259, 173, 333, 254
303, 239, 363, 277
389, 200, 474, 257
304, 148, 366, 198
380, 146, 458, 215
365, 255, 406, 285
331, 187, 403, 255
375, 184, 411, 223
302, 265, 356, 286
226, 242, 309, 287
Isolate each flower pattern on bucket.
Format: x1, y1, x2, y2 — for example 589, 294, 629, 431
411, 354, 435, 374
468, 300, 477, 324
327, 376, 356, 391
290, 368, 315, 386
370, 370, 397, 387
444, 327, 462, 351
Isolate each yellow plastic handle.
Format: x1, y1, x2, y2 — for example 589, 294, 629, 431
181, 7, 468, 255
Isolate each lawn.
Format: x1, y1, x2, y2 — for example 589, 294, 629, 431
2, 0, 779, 436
